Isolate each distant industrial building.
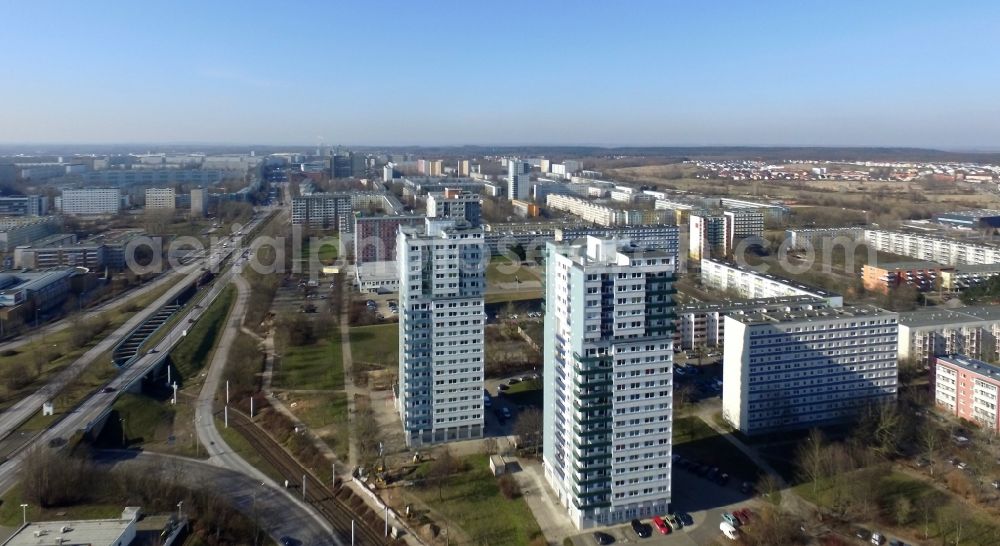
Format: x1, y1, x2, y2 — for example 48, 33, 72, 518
145, 187, 176, 210
933, 354, 1000, 431
0, 268, 76, 313
723, 305, 898, 435
933, 209, 1000, 231
700, 258, 844, 307
0, 195, 48, 216
57, 188, 122, 215
0, 217, 62, 252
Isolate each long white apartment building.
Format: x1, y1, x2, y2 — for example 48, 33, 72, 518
674, 296, 829, 351
897, 305, 1000, 364
700, 258, 844, 307
863, 229, 1000, 265
544, 236, 677, 528
397, 219, 486, 446
724, 209, 765, 248
57, 188, 121, 215
722, 305, 899, 435
547, 194, 619, 227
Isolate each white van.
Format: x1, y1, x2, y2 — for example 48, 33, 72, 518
720, 521, 740, 540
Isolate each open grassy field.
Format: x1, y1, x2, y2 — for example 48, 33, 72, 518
283, 391, 350, 460
486, 255, 541, 284
405, 454, 543, 546
349, 323, 398, 368
273, 337, 344, 391
216, 417, 284, 483
170, 284, 236, 381
485, 291, 542, 305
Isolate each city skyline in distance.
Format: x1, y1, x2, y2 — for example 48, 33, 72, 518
3, 1, 1000, 149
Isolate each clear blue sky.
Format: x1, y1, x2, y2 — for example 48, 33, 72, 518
2, 0, 999, 148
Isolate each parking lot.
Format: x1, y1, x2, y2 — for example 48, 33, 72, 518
569, 467, 756, 546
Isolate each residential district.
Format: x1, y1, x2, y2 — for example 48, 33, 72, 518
3, 149, 1000, 546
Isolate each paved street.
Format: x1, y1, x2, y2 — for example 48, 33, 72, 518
0, 251, 220, 446
93, 450, 336, 545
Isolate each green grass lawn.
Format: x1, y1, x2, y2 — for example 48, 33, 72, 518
273, 337, 344, 391
486, 256, 540, 284
284, 391, 350, 460
503, 378, 543, 407
485, 291, 542, 304
672, 416, 761, 482
169, 285, 236, 381
216, 418, 284, 484
349, 323, 398, 367
407, 454, 543, 546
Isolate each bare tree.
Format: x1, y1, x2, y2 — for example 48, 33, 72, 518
513, 408, 543, 454
796, 429, 828, 494
426, 449, 459, 501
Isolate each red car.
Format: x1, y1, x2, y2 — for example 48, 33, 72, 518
733, 508, 753, 525
652, 515, 671, 535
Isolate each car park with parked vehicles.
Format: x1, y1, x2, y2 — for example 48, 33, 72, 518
630, 519, 652, 538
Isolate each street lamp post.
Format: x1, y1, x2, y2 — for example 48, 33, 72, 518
19, 503, 27, 526
120, 418, 126, 446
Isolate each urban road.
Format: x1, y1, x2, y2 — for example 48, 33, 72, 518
0, 211, 268, 489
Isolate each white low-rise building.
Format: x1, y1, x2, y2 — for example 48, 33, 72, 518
699, 258, 843, 307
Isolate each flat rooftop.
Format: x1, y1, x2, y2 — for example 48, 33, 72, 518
867, 260, 947, 271
3, 518, 133, 546
731, 304, 893, 325
937, 354, 1000, 381
702, 258, 841, 298
898, 305, 1000, 328
679, 295, 828, 314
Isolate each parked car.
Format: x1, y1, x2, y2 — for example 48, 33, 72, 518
871, 532, 886, 545
715, 472, 731, 486
508, 378, 521, 385
664, 513, 681, 530
677, 512, 694, 527
501, 407, 512, 419
854, 528, 871, 541
593, 532, 615, 545
651, 515, 670, 535
630, 519, 652, 538
739, 481, 755, 495
722, 512, 740, 528
720, 521, 739, 540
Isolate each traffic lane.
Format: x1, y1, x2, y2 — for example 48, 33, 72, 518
93, 450, 337, 546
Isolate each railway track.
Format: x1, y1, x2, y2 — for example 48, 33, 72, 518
229, 410, 387, 546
